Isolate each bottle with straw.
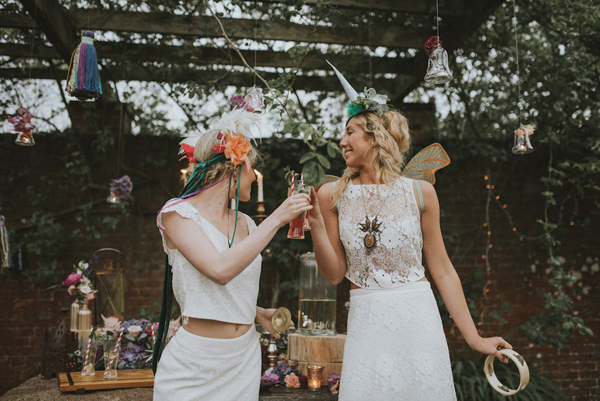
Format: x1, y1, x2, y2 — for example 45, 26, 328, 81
104, 328, 123, 379
287, 171, 309, 239
81, 326, 97, 376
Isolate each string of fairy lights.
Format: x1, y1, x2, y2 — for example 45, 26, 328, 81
475, 170, 577, 332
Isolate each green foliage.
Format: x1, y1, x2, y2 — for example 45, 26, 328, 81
431, 0, 600, 348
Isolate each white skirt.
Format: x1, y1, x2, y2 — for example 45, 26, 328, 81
338, 281, 457, 401
153, 325, 261, 401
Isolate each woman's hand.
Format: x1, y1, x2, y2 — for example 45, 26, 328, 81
468, 336, 513, 363
309, 187, 324, 223
271, 193, 312, 227
256, 307, 294, 339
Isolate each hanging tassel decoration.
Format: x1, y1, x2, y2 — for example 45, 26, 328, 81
0, 216, 10, 272
66, 30, 102, 102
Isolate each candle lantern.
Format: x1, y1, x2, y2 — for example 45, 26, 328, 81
92, 248, 125, 324
298, 252, 337, 336
511, 124, 534, 155
307, 365, 324, 391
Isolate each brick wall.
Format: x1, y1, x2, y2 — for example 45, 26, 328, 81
0, 135, 597, 399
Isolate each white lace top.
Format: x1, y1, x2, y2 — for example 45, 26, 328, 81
157, 200, 262, 324
337, 176, 425, 289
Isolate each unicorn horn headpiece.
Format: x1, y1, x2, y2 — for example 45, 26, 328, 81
327, 60, 392, 121
327, 60, 359, 102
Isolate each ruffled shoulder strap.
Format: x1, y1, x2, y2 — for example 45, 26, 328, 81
157, 199, 200, 229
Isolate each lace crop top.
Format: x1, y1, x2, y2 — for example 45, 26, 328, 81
157, 200, 262, 324
336, 176, 425, 289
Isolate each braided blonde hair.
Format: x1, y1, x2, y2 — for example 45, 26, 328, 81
182, 130, 260, 188
330, 110, 412, 207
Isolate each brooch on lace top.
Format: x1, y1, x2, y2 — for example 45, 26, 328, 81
358, 216, 382, 254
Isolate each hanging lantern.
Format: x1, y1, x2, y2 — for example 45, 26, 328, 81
424, 36, 453, 85
7, 108, 36, 146
92, 248, 125, 323
65, 30, 102, 102
106, 175, 133, 204
512, 124, 534, 155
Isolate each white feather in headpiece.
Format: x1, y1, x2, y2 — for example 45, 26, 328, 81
210, 107, 262, 146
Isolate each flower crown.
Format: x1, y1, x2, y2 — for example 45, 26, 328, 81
327, 60, 393, 120
178, 90, 263, 169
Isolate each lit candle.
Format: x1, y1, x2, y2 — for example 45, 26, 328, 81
254, 169, 264, 202
307, 365, 324, 391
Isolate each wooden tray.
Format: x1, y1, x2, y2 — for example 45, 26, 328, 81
58, 369, 154, 393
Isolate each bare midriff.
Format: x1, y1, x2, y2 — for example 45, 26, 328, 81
183, 317, 252, 339
350, 276, 428, 290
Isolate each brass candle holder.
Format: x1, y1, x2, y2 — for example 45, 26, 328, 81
254, 200, 268, 223
307, 365, 324, 391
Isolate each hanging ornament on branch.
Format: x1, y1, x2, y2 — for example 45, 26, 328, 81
510, 0, 534, 155
424, 0, 452, 85
512, 124, 534, 154
424, 36, 453, 85
65, 30, 102, 102
106, 175, 133, 204
7, 108, 36, 146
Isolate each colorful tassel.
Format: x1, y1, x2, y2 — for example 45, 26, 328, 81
66, 30, 102, 101
0, 216, 10, 272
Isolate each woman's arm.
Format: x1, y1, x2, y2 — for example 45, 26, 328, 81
418, 180, 513, 362
308, 184, 348, 285
163, 194, 312, 285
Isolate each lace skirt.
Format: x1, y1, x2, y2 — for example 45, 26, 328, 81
153, 325, 261, 401
338, 281, 457, 401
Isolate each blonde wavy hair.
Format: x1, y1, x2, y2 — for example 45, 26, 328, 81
181, 130, 260, 189
330, 110, 412, 207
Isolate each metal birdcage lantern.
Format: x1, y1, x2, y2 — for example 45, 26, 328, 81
92, 248, 125, 323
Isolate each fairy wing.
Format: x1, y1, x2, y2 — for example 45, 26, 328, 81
401, 143, 450, 185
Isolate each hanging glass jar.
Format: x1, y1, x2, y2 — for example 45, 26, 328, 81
15, 131, 35, 146
298, 252, 337, 336
424, 36, 453, 85
511, 124, 535, 155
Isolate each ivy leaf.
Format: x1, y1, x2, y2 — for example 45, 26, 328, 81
316, 154, 331, 169
283, 121, 299, 133
327, 142, 338, 158
299, 152, 316, 164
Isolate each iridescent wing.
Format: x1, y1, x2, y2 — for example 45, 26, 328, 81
401, 143, 450, 185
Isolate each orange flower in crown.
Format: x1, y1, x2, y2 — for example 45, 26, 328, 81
212, 132, 251, 167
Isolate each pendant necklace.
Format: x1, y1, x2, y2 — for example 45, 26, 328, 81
357, 176, 396, 257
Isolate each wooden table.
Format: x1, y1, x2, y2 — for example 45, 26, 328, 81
0, 375, 338, 400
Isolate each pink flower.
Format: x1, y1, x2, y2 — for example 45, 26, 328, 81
102, 315, 122, 333
63, 272, 82, 286
285, 372, 301, 389
85, 293, 95, 301
330, 381, 340, 395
